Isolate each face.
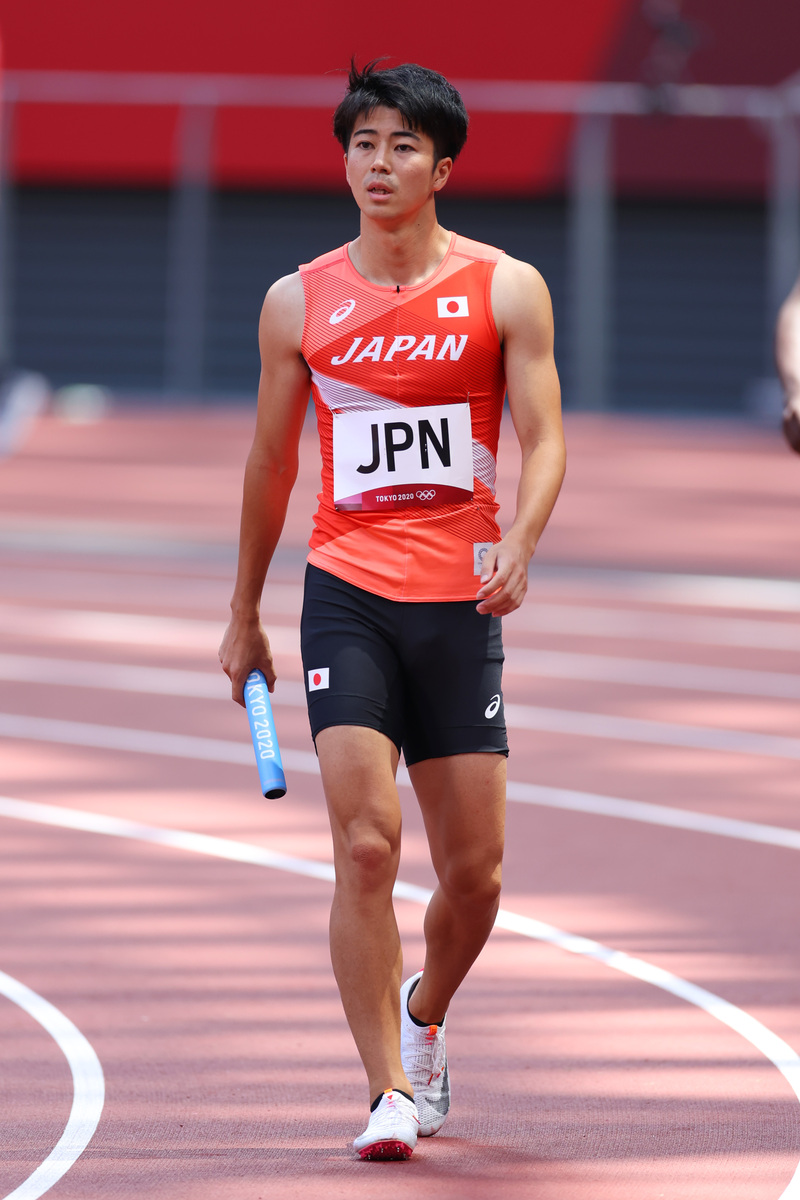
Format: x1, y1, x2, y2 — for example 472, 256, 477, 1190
344, 106, 452, 220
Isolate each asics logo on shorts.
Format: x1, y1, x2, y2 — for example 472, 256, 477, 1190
416, 489, 436, 500
484, 694, 501, 719
329, 299, 356, 325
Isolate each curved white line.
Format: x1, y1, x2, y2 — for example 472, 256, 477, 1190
4, 716, 800, 851
5, 702, 800, 767
504, 780, 800, 850
0, 969, 104, 1200
0, 796, 798, 1198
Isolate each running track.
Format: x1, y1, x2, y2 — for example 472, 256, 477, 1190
0, 408, 798, 1199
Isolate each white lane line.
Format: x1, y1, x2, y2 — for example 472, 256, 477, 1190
503, 703, 800, 760
4, 659, 800, 762
0, 794, 798, 1200
3, 650, 800, 703
0, 522, 231, 561
0, 711, 317, 776
504, 782, 800, 851
511, 603, 800, 652
530, 569, 800, 613
0, 654, 237, 700
3, 602, 800, 656
505, 648, 800, 699
0, 712, 322, 776
4, 705, 800, 766
0, 969, 104, 1200
0, 606, 299, 656
3, 712, 800, 852
3, 544, 798, 611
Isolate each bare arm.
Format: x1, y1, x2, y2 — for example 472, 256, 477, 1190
476, 255, 566, 616
776, 278, 800, 454
218, 272, 311, 703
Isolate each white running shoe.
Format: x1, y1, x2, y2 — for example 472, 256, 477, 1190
353, 1089, 420, 1161
400, 971, 450, 1136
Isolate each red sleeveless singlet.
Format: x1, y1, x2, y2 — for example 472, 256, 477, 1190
300, 232, 506, 602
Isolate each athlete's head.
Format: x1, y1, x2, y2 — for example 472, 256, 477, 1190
333, 59, 469, 167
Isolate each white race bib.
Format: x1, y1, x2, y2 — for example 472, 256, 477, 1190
332, 403, 474, 511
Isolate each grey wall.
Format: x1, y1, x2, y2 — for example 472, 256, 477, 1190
11, 186, 767, 413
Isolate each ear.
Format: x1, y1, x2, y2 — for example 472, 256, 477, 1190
432, 157, 453, 193
343, 152, 351, 187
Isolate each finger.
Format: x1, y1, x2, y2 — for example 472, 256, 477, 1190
477, 592, 524, 616
231, 670, 248, 708
477, 557, 520, 600
476, 574, 527, 614
230, 654, 277, 705
477, 561, 511, 600
477, 546, 499, 585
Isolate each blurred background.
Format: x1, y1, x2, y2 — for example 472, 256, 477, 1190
0, 0, 798, 417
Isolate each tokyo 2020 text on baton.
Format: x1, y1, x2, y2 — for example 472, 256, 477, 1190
244, 669, 287, 799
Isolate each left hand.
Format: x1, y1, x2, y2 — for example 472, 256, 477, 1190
475, 535, 530, 616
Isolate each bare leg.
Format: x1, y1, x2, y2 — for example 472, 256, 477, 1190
316, 725, 413, 1101
406, 752, 506, 1024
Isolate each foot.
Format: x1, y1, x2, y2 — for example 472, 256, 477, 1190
353, 1089, 420, 1161
400, 972, 450, 1136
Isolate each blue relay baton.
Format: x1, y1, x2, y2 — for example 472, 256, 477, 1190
244, 669, 287, 799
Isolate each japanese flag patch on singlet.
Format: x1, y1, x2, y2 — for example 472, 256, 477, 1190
332, 401, 474, 512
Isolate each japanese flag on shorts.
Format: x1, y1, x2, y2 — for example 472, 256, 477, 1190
308, 667, 330, 691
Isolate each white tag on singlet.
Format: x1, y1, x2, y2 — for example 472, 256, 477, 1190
332, 402, 474, 512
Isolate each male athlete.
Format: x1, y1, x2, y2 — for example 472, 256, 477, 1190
219, 60, 566, 1160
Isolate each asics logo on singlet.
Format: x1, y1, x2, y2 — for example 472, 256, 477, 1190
331, 334, 468, 365
329, 299, 356, 325
484, 694, 501, 719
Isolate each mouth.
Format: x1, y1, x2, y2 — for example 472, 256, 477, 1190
367, 184, 392, 196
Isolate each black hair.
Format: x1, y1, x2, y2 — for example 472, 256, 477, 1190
333, 59, 469, 164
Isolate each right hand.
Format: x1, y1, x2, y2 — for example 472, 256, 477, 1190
218, 615, 276, 707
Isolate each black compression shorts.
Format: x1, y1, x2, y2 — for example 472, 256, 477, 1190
300, 564, 507, 766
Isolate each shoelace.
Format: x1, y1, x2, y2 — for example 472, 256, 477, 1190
407, 1025, 444, 1084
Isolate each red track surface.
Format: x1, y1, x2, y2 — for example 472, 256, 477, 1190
1, 408, 799, 1199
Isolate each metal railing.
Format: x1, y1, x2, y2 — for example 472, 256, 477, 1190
1, 70, 798, 406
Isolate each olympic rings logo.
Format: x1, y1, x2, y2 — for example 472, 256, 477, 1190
416, 489, 436, 500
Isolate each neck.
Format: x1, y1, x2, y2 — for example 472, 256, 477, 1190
350, 203, 451, 288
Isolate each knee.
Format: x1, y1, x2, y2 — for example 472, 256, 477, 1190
440, 854, 502, 908
339, 829, 399, 892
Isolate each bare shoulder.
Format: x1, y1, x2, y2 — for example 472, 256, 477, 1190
491, 254, 554, 346
259, 271, 305, 353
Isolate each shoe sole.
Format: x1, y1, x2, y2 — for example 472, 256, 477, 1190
357, 1139, 414, 1161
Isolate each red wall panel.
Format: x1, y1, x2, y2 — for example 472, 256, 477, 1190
0, 0, 797, 195
0, 0, 636, 191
